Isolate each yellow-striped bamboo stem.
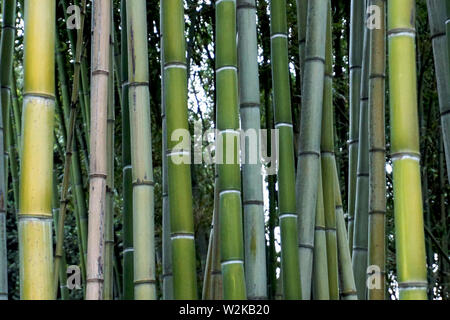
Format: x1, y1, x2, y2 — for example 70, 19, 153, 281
215, 0, 247, 300
296, 0, 328, 300
352, 4, 370, 299
86, 0, 111, 300
162, 0, 198, 299
104, 13, 115, 299
312, 166, 330, 300
333, 160, 358, 300
126, 0, 156, 300
53, 0, 87, 299
387, 0, 428, 300
270, 0, 302, 300
321, 2, 339, 299
19, 0, 56, 300
367, 0, 386, 300
0, 0, 17, 300
348, 0, 366, 253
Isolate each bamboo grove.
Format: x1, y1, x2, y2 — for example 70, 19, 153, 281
0, 0, 448, 301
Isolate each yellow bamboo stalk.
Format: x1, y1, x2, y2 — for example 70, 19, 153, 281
19, 0, 56, 300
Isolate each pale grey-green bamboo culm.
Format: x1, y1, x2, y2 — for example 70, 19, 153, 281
348, 0, 366, 253
427, 0, 450, 184
237, 0, 267, 300
126, 0, 156, 300
162, 0, 198, 300
270, 0, 302, 300
296, 0, 328, 300
215, 0, 247, 300
0, 0, 17, 300
352, 5, 370, 300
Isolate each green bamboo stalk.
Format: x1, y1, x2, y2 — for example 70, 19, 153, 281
104, 14, 115, 299
215, 0, 247, 300
120, 0, 134, 301
0, 0, 17, 299
333, 160, 358, 300
162, 0, 198, 300
427, 0, 450, 185
19, 0, 56, 299
202, 228, 214, 300
446, 1, 450, 70
367, 0, 386, 301
296, 0, 308, 78
237, 0, 267, 300
312, 166, 330, 300
387, 0, 428, 300
348, 0, 366, 253
270, 0, 302, 300
52, 173, 69, 300
126, 0, 156, 300
160, 16, 173, 300
53, 0, 88, 299
8, 106, 19, 215
11, 73, 21, 150
209, 171, 223, 300
352, 6, 370, 299
321, 2, 339, 300
296, 0, 328, 300
86, 0, 111, 300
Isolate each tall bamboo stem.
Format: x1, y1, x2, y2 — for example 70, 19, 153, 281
387, 0, 428, 300
126, 0, 156, 300
86, 0, 111, 300
367, 0, 386, 301
0, 0, 17, 300
19, 0, 56, 300
120, 0, 134, 300
215, 0, 247, 300
296, 0, 328, 300
162, 0, 198, 299
237, 0, 267, 300
270, 0, 302, 300
348, 0, 366, 252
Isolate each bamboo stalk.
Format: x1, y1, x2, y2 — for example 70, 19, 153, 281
321, 2, 339, 299
120, 0, 134, 300
104, 13, 115, 299
215, 0, 247, 300
126, 0, 156, 300
296, 0, 308, 79
312, 166, 330, 300
53, 0, 87, 299
86, 0, 111, 300
387, 0, 428, 300
352, 4, 370, 299
270, 0, 302, 300
368, 0, 386, 301
237, 0, 267, 300
348, 0, 366, 253
333, 160, 358, 300
19, 0, 56, 300
0, 0, 17, 300
162, 0, 198, 300
296, 0, 328, 300
210, 170, 223, 300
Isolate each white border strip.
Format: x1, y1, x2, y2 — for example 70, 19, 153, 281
164, 64, 187, 70
123, 165, 132, 171
219, 190, 241, 197
219, 129, 240, 136
391, 154, 420, 162
388, 31, 415, 39
271, 34, 288, 40
171, 235, 195, 241
279, 214, 297, 219
275, 123, 293, 129
123, 248, 135, 254
167, 151, 191, 157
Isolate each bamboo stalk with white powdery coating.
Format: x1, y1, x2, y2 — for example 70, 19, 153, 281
19, 0, 56, 300
368, 0, 386, 301
162, 0, 198, 299
387, 0, 428, 300
86, 0, 111, 300
126, 0, 156, 300
237, 0, 267, 300
215, 0, 247, 300
296, 0, 328, 300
